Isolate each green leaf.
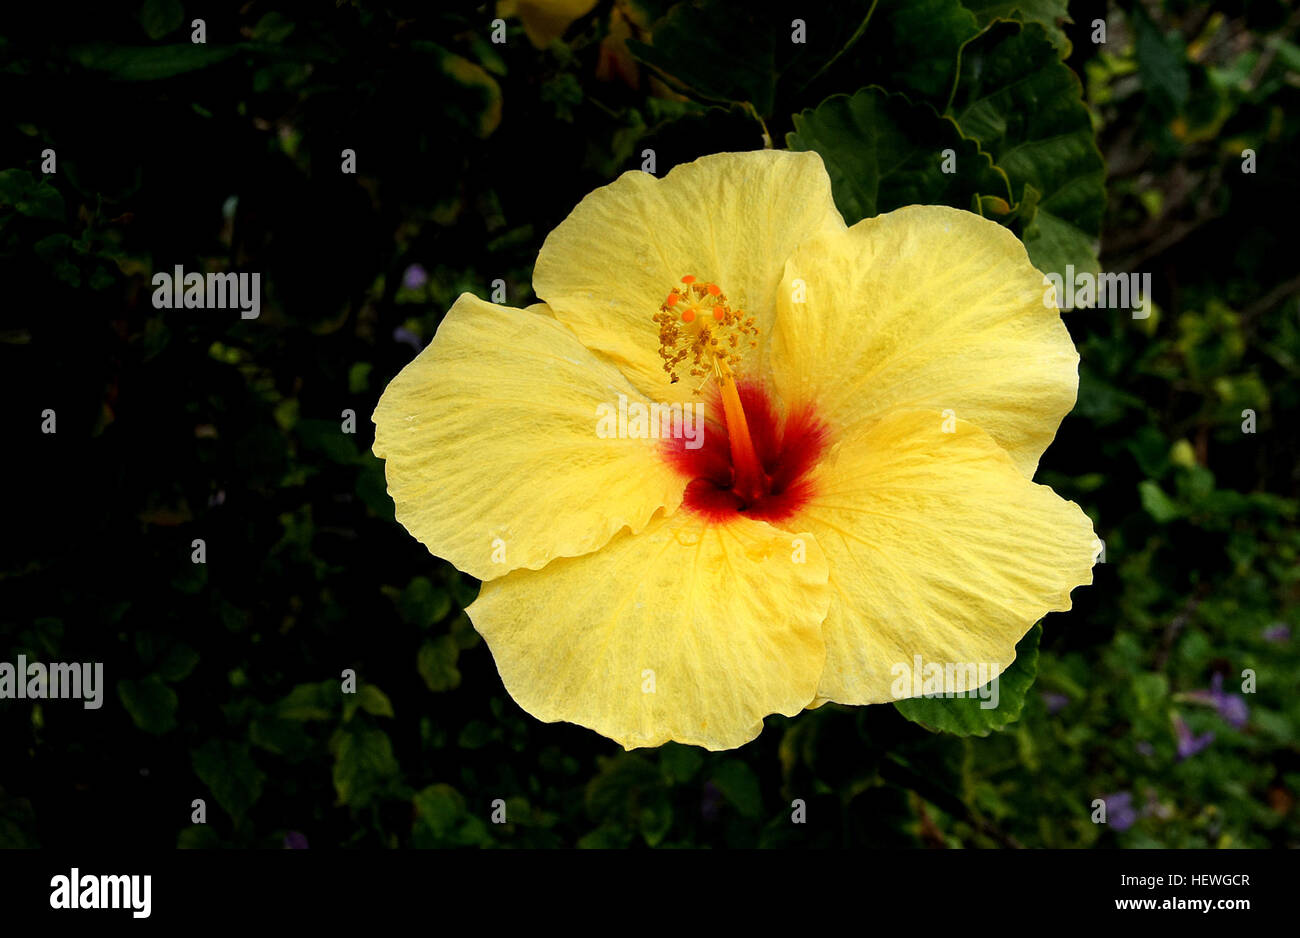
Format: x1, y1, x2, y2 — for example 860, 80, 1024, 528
191, 739, 266, 820
417, 635, 461, 693
585, 754, 672, 842
1131, 2, 1189, 116
33, 233, 72, 261
852, 0, 979, 106
330, 724, 400, 808
1020, 185, 1101, 282
950, 21, 1105, 277
1131, 672, 1169, 712
347, 361, 371, 394
629, 3, 776, 113
15, 182, 64, 221
711, 759, 763, 818
117, 675, 178, 734
457, 719, 496, 749
960, 0, 1072, 56
296, 418, 359, 464
0, 168, 63, 220
639, 797, 674, 847
627, 1, 876, 117
273, 680, 339, 721
1075, 368, 1145, 425
894, 623, 1043, 736
0, 168, 34, 204
89, 266, 116, 290
139, 0, 185, 40
788, 86, 1011, 225
250, 11, 295, 43
355, 455, 396, 522
156, 642, 199, 682
398, 575, 452, 628
68, 43, 240, 81
412, 784, 491, 847
52, 260, 80, 286
343, 683, 394, 721
411, 42, 503, 138
1139, 480, 1182, 523
413, 784, 465, 838
248, 715, 313, 759
659, 742, 705, 784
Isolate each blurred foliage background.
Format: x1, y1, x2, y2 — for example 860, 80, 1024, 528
2, 0, 1298, 848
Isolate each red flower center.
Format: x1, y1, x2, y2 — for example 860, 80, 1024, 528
663, 380, 828, 523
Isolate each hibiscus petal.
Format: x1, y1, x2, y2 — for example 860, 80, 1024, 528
798, 409, 1096, 705
372, 294, 684, 580
534, 149, 846, 403
468, 511, 831, 750
771, 204, 1078, 478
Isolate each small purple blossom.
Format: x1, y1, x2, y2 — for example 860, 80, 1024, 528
1263, 623, 1290, 644
401, 264, 428, 290
1041, 691, 1069, 714
1186, 672, 1249, 729
1135, 740, 1155, 758
1101, 791, 1137, 831
283, 831, 309, 849
393, 326, 423, 352
1173, 713, 1214, 760
1217, 694, 1249, 729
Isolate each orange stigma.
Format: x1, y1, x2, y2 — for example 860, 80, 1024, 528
652, 276, 766, 503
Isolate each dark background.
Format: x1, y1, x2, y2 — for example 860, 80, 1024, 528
2, 0, 1298, 848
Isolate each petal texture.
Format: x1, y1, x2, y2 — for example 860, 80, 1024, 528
372, 294, 684, 581
795, 410, 1095, 705
469, 511, 831, 750
771, 205, 1077, 478
534, 149, 846, 403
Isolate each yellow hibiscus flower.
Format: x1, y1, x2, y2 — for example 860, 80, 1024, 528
373, 150, 1097, 751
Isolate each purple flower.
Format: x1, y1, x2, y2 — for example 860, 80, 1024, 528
392, 326, 423, 352
1173, 713, 1214, 760
1041, 691, 1069, 714
401, 264, 428, 290
1217, 694, 1249, 729
1186, 673, 1249, 729
1135, 740, 1155, 758
1263, 623, 1290, 644
283, 831, 309, 849
1101, 791, 1137, 831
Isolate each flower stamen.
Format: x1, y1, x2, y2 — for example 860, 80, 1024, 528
654, 276, 766, 505
653, 275, 758, 389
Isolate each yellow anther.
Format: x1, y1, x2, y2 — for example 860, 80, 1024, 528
652, 276, 758, 390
